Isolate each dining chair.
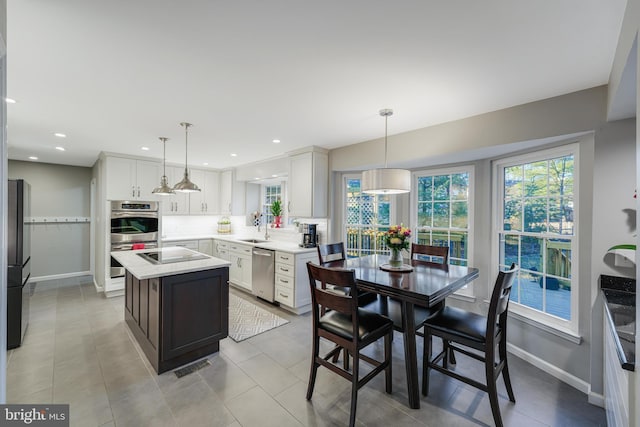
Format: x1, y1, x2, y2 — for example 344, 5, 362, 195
422, 263, 519, 427
410, 243, 449, 267
317, 242, 347, 264
306, 262, 393, 427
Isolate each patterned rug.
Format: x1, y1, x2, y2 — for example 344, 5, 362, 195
228, 294, 289, 342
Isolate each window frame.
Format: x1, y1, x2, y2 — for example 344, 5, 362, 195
410, 165, 475, 297
342, 173, 397, 257
261, 183, 283, 226
491, 143, 580, 335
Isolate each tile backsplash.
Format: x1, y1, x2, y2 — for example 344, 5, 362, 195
162, 215, 328, 245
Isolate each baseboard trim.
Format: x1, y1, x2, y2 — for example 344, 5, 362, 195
31, 271, 92, 282
93, 278, 104, 293
507, 343, 590, 395
104, 289, 124, 298
588, 390, 605, 408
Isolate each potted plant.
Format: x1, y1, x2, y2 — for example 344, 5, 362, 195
271, 198, 283, 228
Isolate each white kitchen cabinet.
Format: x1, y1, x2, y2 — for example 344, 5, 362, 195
160, 166, 189, 215
105, 156, 161, 201
198, 239, 213, 256
189, 169, 220, 215
220, 170, 245, 215
287, 149, 328, 218
229, 242, 252, 292
604, 309, 636, 427
274, 250, 317, 314
213, 239, 230, 260
163, 240, 199, 250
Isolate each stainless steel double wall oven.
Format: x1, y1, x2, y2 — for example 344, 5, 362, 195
110, 201, 159, 278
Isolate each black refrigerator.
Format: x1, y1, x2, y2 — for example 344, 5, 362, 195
7, 179, 31, 349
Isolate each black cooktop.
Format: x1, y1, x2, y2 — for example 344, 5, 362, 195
137, 247, 208, 265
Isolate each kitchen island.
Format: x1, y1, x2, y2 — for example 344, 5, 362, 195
111, 247, 231, 374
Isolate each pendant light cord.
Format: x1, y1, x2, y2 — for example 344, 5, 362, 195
180, 122, 192, 174
384, 114, 388, 168
379, 109, 393, 169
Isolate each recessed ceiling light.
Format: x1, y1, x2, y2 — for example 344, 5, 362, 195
272, 174, 278, 178
141, 146, 150, 151
230, 153, 238, 157
254, 177, 260, 180
5, 98, 16, 104
55, 146, 65, 151
272, 139, 281, 144
28, 156, 38, 160
54, 133, 66, 138
203, 162, 209, 166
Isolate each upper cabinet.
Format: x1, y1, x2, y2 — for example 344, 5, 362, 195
161, 166, 189, 215
287, 149, 328, 217
105, 156, 160, 201
189, 169, 220, 215
220, 170, 245, 215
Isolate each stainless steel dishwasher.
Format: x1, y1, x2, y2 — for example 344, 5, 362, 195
252, 248, 275, 302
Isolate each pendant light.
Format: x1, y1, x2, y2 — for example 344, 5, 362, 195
152, 137, 175, 195
172, 122, 201, 193
361, 109, 411, 194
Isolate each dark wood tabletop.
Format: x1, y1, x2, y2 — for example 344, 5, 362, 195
340, 254, 479, 306
324, 254, 480, 409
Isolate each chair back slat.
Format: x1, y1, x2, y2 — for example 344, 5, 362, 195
410, 243, 449, 267
487, 263, 518, 330
318, 242, 347, 264
307, 262, 358, 317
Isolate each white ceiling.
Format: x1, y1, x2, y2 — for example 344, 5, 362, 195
6, 0, 628, 169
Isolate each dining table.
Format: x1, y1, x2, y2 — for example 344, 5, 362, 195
325, 254, 479, 409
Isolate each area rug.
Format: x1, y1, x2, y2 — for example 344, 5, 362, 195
228, 294, 289, 342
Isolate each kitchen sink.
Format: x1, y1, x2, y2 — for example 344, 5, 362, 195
239, 239, 268, 243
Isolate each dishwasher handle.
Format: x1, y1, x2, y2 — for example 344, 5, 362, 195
253, 249, 274, 257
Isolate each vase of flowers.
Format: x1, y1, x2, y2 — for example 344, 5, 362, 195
385, 225, 411, 268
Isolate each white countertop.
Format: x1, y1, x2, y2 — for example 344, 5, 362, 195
111, 247, 231, 280
162, 234, 318, 254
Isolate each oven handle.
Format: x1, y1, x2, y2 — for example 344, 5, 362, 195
111, 211, 159, 219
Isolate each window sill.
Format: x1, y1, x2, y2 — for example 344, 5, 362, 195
507, 309, 582, 344
449, 293, 476, 303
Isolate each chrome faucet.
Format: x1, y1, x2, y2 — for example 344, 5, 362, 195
264, 218, 270, 240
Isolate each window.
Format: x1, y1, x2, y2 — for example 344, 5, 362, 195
412, 166, 474, 295
494, 144, 578, 333
344, 175, 393, 257
262, 184, 282, 225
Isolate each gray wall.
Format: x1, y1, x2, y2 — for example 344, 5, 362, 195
8, 160, 92, 279
328, 86, 635, 394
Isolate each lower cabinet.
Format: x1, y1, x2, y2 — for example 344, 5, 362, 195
124, 268, 229, 374
229, 243, 252, 292
604, 310, 636, 427
274, 250, 316, 314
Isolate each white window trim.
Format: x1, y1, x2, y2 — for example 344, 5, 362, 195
491, 143, 580, 335
342, 173, 398, 255
410, 165, 475, 296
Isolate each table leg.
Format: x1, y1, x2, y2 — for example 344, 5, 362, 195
401, 301, 420, 409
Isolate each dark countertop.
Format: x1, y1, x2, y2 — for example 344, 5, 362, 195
601, 275, 635, 371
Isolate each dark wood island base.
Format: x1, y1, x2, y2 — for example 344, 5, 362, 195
124, 268, 229, 374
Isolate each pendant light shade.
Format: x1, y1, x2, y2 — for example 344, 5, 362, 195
173, 122, 201, 193
361, 109, 411, 194
152, 137, 175, 196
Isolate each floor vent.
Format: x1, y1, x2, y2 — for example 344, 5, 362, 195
174, 359, 211, 378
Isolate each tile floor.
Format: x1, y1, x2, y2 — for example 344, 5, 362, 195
6, 276, 607, 427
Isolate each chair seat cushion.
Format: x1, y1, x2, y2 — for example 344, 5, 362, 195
361, 297, 441, 332
425, 306, 488, 343
319, 308, 392, 341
